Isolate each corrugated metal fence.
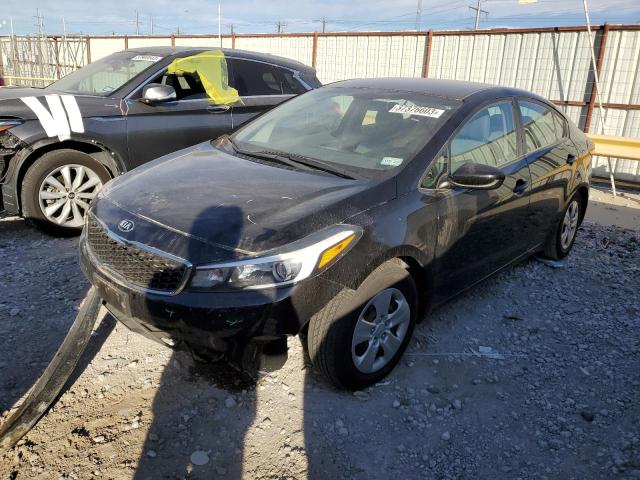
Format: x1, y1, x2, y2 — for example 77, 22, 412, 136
1, 25, 639, 182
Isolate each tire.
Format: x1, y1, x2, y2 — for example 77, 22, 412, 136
21, 149, 111, 236
542, 193, 583, 260
307, 260, 418, 390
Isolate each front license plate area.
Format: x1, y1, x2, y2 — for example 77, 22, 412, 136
95, 276, 131, 317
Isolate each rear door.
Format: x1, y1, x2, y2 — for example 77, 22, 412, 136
517, 99, 579, 247
125, 68, 232, 169
431, 99, 532, 299
227, 58, 295, 130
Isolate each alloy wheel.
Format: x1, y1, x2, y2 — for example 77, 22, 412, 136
351, 287, 411, 374
38, 164, 103, 228
560, 199, 579, 251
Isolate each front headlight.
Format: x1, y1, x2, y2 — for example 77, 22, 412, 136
190, 225, 362, 291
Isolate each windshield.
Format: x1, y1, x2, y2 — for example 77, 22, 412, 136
231, 86, 460, 175
46, 51, 164, 96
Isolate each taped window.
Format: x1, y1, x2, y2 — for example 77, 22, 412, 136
165, 50, 240, 105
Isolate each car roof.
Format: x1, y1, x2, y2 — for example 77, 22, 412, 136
124, 46, 313, 72
327, 78, 546, 102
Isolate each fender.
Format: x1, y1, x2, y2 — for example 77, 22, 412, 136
2, 137, 128, 214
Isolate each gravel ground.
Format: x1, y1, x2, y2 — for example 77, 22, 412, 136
1, 191, 639, 480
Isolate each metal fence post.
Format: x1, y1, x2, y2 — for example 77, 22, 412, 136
312, 31, 318, 68
422, 30, 433, 78
85, 36, 91, 64
584, 23, 609, 133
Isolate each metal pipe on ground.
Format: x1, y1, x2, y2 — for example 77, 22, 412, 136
0, 288, 102, 451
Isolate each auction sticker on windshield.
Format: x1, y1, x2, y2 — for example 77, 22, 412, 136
389, 104, 445, 118
131, 55, 163, 62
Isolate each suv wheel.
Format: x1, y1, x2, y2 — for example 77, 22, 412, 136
21, 149, 111, 236
307, 260, 417, 390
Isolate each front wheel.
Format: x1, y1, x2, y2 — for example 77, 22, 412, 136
307, 260, 417, 390
543, 193, 583, 259
21, 149, 111, 236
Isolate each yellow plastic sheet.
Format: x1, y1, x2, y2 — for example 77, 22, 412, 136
166, 50, 240, 105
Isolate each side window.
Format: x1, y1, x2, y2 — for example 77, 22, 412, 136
421, 150, 448, 189
278, 68, 307, 95
450, 101, 518, 172
228, 59, 282, 96
519, 100, 564, 153
159, 71, 207, 100
142, 70, 208, 101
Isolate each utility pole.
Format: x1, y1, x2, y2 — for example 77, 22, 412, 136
415, 0, 423, 31
227, 23, 235, 35
34, 9, 45, 36
134, 10, 140, 35
150, 15, 154, 34
276, 21, 287, 33
469, 0, 488, 30
314, 18, 327, 33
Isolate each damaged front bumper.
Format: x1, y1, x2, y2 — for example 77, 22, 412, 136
79, 239, 340, 353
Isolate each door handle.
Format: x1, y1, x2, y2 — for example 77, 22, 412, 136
207, 105, 230, 113
513, 179, 528, 196
566, 154, 576, 165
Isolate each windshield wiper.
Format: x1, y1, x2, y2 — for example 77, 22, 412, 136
226, 136, 354, 179
278, 152, 355, 180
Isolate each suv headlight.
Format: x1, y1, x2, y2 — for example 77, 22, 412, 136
190, 225, 362, 291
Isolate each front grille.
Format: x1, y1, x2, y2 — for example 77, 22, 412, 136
86, 217, 188, 293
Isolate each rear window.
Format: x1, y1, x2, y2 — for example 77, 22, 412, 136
519, 100, 565, 153
279, 68, 307, 95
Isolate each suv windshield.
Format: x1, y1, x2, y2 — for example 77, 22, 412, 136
231, 86, 460, 176
46, 51, 164, 96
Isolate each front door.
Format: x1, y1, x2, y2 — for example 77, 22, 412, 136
431, 100, 532, 301
125, 70, 232, 169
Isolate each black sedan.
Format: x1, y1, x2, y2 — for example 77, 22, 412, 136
80, 78, 592, 389
0, 47, 320, 234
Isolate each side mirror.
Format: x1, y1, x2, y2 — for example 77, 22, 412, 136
141, 83, 177, 104
448, 162, 505, 190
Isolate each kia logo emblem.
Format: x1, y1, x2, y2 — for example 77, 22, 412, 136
117, 219, 135, 233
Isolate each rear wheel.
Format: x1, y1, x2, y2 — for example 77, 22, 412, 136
21, 149, 111, 236
543, 193, 582, 259
307, 260, 417, 390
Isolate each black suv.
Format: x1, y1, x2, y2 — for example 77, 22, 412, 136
0, 47, 320, 234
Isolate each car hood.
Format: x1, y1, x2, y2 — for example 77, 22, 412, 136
0, 87, 122, 121
93, 141, 394, 265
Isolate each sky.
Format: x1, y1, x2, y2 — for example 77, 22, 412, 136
0, 0, 639, 36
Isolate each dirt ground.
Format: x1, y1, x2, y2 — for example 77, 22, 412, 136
1, 186, 639, 480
